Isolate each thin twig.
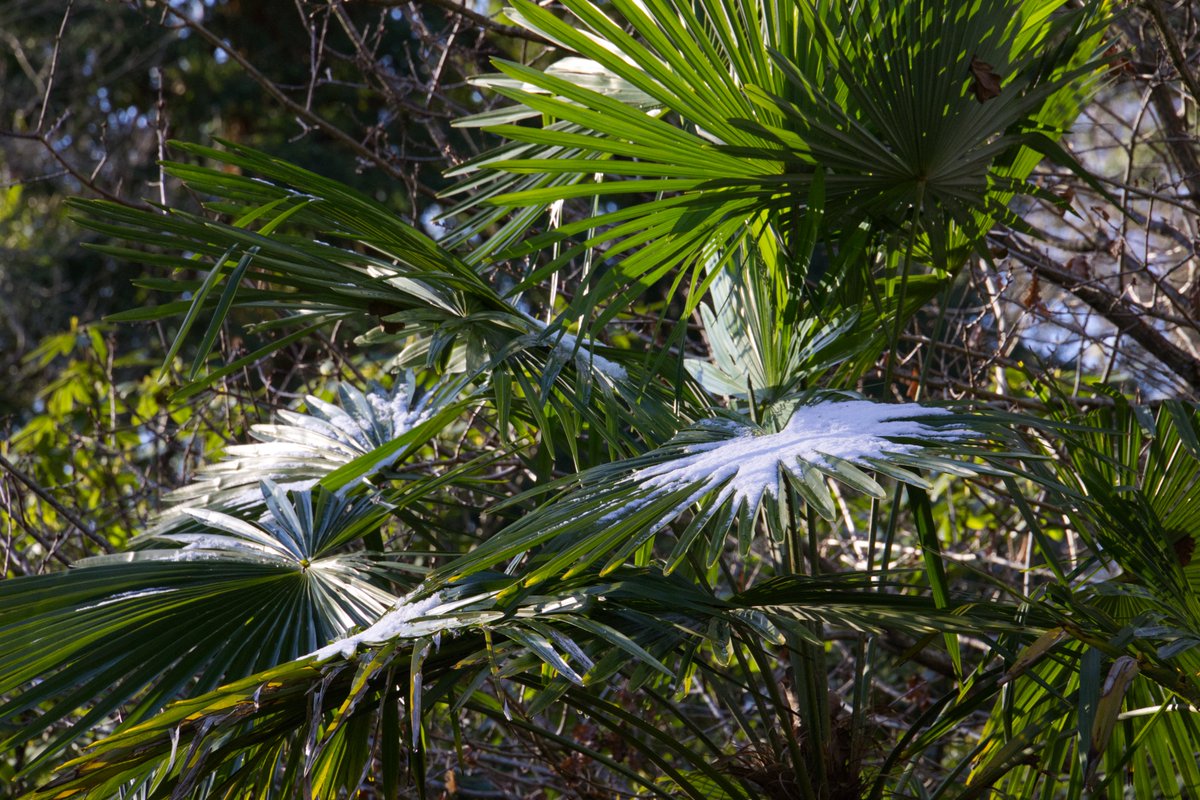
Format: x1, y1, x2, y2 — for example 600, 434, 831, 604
0, 126, 140, 207
1143, 0, 1200, 114
363, 0, 550, 44
0, 452, 113, 554
994, 232, 1200, 394
159, 3, 407, 181
36, 0, 73, 132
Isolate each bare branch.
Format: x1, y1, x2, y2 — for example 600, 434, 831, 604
158, 2, 411, 184
0, 452, 113, 554
362, 0, 551, 44
994, 232, 1200, 394
36, 0, 73, 133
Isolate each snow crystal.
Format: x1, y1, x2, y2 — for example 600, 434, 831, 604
634, 401, 967, 512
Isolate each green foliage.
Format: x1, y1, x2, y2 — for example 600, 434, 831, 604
13, 2, 1200, 799
3, 320, 200, 565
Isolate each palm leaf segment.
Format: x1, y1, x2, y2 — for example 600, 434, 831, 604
75, 140, 682, 445
0, 387, 989, 794
451, 0, 1107, 322
634, 400, 967, 511
82, 140, 643, 393
961, 396, 1200, 797
687, 250, 864, 400
27, 569, 1035, 800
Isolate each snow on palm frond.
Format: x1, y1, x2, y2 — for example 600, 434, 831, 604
0, 482, 410, 764
634, 400, 969, 513
526, 316, 628, 383
154, 375, 454, 530
309, 589, 495, 661
440, 396, 981, 584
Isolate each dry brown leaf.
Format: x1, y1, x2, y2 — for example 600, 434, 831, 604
968, 55, 1003, 103
1021, 272, 1041, 309
1065, 255, 1090, 278
1052, 187, 1076, 217
1174, 536, 1195, 568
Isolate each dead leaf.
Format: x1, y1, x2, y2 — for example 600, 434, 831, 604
1052, 187, 1075, 217
1086, 656, 1140, 789
1001, 627, 1067, 686
968, 56, 1003, 103
1021, 272, 1041, 309
1104, 44, 1135, 76
1065, 255, 1090, 279
1174, 536, 1195, 568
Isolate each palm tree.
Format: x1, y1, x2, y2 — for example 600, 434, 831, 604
10, 1, 1200, 798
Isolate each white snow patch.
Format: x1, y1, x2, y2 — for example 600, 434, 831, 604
310, 591, 449, 661
365, 387, 432, 437
307, 589, 503, 662
171, 533, 284, 558
634, 401, 967, 512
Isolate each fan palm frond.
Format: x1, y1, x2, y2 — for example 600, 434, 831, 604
0, 483, 404, 774
23, 569, 1032, 800
73, 140, 697, 452
2, 1, 1133, 796
687, 247, 864, 402
957, 393, 1200, 798
443, 0, 1108, 331
440, 395, 985, 584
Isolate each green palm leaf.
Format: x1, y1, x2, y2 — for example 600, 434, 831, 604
0, 483, 403, 775
961, 394, 1200, 798
444, 0, 1108, 331
23, 569, 1031, 800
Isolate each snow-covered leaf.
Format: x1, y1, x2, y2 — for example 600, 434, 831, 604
438, 396, 976, 582
154, 375, 456, 532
